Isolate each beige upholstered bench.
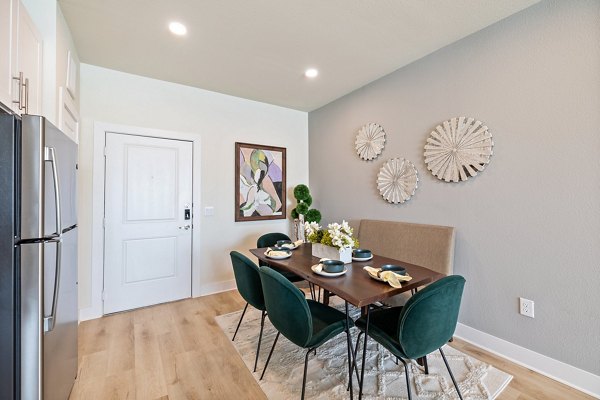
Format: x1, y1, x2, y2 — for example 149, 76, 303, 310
355, 219, 456, 306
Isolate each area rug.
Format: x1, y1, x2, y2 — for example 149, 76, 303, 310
215, 304, 512, 400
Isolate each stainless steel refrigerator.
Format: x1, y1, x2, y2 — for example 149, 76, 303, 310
0, 114, 78, 399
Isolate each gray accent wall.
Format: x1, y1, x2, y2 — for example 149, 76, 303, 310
308, 0, 600, 374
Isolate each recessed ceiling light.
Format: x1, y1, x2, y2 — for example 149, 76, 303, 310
169, 21, 187, 36
305, 68, 319, 78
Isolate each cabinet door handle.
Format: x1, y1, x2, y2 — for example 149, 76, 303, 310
23, 78, 29, 114
12, 72, 24, 111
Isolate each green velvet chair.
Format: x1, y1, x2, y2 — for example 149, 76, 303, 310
259, 266, 356, 400
229, 251, 268, 373
257, 233, 304, 283
355, 275, 466, 400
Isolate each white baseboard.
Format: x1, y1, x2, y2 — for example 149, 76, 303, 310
196, 279, 237, 297
79, 280, 237, 322
455, 323, 600, 398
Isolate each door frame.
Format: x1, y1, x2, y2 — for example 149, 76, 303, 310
82, 122, 202, 321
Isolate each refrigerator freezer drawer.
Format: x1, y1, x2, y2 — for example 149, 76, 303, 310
44, 228, 78, 400
20, 229, 78, 400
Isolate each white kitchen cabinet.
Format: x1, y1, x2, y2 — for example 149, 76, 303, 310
15, 0, 42, 115
0, 0, 42, 115
0, 0, 16, 111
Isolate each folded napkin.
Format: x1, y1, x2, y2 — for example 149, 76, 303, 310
265, 247, 289, 257
312, 263, 324, 273
363, 266, 412, 288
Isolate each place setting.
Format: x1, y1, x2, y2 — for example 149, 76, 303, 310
352, 248, 373, 261
264, 246, 293, 259
364, 264, 412, 288
276, 239, 303, 250
311, 259, 348, 277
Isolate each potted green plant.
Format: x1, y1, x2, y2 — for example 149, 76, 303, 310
291, 184, 321, 241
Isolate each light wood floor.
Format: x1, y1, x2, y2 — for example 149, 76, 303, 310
70, 290, 594, 400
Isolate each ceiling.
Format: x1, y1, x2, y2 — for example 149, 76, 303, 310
59, 0, 539, 111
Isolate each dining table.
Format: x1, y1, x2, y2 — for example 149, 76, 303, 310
249, 243, 445, 399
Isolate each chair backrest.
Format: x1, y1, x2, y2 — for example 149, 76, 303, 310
230, 251, 265, 311
259, 266, 312, 348
257, 233, 291, 267
356, 219, 455, 275
397, 275, 465, 359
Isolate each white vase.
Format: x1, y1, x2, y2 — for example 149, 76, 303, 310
311, 243, 353, 264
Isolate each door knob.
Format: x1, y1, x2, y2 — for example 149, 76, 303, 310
178, 225, 191, 230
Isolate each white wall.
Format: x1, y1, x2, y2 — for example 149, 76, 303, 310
78, 64, 308, 314
309, 0, 600, 378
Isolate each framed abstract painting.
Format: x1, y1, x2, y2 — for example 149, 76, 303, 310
235, 142, 286, 221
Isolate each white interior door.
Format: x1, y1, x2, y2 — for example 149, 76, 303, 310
103, 132, 193, 314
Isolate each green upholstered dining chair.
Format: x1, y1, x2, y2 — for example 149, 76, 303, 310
258, 266, 356, 400
256, 233, 304, 283
229, 251, 269, 373
355, 275, 466, 400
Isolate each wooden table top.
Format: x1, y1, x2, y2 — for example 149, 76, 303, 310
249, 244, 444, 308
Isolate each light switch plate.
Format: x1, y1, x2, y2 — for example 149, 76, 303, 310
204, 206, 215, 216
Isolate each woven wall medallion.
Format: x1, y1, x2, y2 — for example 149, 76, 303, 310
376, 158, 418, 204
355, 122, 386, 161
424, 117, 494, 182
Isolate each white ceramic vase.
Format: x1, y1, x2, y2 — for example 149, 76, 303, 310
311, 243, 352, 264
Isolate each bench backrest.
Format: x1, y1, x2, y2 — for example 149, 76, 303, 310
356, 219, 455, 275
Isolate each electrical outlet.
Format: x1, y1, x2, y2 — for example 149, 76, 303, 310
519, 297, 535, 318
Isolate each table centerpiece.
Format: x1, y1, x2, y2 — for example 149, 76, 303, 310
305, 220, 358, 264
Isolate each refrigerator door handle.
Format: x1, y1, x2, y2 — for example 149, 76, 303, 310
43, 238, 62, 333
44, 146, 62, 237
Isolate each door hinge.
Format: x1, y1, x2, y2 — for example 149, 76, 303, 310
103, 146, 107, 157
101, 291, 105, 301
102, 217, 106, 228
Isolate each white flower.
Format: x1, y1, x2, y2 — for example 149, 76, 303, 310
327, 220, 355, 249
304, 221, 321, 237
341, 220, 353, 235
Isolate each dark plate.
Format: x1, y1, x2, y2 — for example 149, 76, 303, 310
277, 240, 293, 246
270, 246, 291, 253
380, 264, 406, 275
353, 248, 372, 256
322, 259, 345, 273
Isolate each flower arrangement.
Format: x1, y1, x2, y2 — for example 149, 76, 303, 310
305, 220, 359, 250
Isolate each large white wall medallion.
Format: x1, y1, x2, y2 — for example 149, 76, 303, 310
376, 158, 418, 204
424, 117, 494, 182
355, 122, 386, 161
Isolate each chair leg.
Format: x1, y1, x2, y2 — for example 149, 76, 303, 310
253, 310, 266, 372
439, 347, 463, 400
232, 303, 248, 341
344, 301, 354, 399
260, 331, 280, 380
301, 347, 316, 400
397, 357, 412, 400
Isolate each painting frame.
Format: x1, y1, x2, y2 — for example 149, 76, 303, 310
235, 142, 287, 222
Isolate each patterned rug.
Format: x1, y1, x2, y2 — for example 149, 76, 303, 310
215, 304, 512, 399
